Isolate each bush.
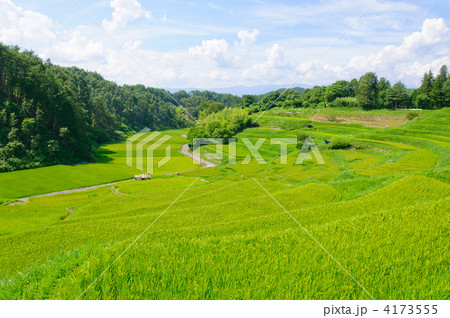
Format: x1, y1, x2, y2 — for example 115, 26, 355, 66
330, 97, 359, 108
297, 133, 309, 142
329, 138, 353, 149
406, 112, 419, 120
297, 133, 309, 149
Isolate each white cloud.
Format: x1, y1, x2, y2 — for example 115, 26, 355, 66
346, 18, 450, 85
102, 0, 151, 32
266, 43, 284, 67
161, 13, 168, 23
0, 0, 55, 47
123, 40, 142, 51
237, 29, 260, 47
188, 39, 233, 67
242, 43, 297, 84
237, 18, 450, 87
51, 31, 104, 62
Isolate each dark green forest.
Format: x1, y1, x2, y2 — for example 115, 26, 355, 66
0, 43, 239, 172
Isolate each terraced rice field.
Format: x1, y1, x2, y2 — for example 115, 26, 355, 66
0, 108, 448, 300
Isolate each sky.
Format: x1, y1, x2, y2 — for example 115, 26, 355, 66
1, 0, 449, 90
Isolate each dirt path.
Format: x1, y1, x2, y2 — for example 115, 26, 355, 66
180, 144, 217, 168
17, 182, 119, 202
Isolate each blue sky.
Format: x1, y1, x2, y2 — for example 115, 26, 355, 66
1, 0, 449, 89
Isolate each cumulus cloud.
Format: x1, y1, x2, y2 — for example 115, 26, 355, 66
188, 39, 233, 67
266, 43, 284, 67
346, 18, 450, 85
258, 18, 450, 87
51, 31, 104, 62
102, 0, 151, 32
0, 0, 55, 46
242, 43, 297, 83
237, 29, 260, 47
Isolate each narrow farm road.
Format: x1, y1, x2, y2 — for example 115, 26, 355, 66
17, 182, 119, 202
180, 144, 217, 168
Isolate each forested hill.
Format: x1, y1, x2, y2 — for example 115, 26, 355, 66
0, 43, 240, 172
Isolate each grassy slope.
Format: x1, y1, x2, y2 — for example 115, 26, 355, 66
0, 108, 448, 299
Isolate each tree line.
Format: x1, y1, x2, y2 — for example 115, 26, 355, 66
240, 66, 450, 112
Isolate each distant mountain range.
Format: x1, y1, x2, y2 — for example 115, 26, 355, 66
169, 84, 309, 96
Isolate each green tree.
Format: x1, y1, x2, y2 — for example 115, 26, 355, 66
324, 84, 346, 104
350, 78, 359, 95
301, 86, 325, 107
336, 80, 355, 96
356, 72, 379, 108
21, 118, 36, 135
386, 82, 409, 109
444, 77, 450, 106
431, 65, 448, 109
239, 95, 256, 109
419, 71, 434, 95
198, 100, 226, 118
376, 77, 391, 108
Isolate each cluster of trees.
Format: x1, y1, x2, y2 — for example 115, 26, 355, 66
412, 66, 449, 109
240, 66, 450, 112
0, 44, 239, 172
187, 107, 250, 147
172, 90, 240, 120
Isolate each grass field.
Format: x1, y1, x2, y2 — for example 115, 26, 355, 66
0, 108, 448, 300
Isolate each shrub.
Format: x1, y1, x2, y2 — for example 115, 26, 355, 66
330, 97, 359, 108
329, 138, 353, 149
297, 133, 309, 142
406, 112, 419, 120
296, 133, 309, 149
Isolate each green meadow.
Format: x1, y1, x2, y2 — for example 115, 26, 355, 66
0, 108, 448, 299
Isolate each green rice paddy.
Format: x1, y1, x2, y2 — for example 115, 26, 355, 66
0, 108, 448, 300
